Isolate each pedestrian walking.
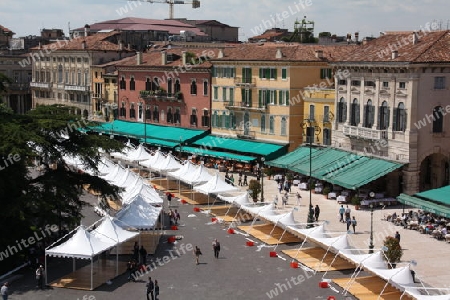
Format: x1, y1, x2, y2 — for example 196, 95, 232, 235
168, 209, 175, 225
277, 182, 283, 193
146, 277, 155, 300
212, 239, 221, 258
345, 205, 351, 220
35, 265, 44, 289
238, 174, 242, 186
230, 175, 235, 186
314, 205, 320, 221
167, 192, 172, 206
140, 245, 148, 265
339, 205, 345, 223
1, 282, 8, 300
154, 280, 160, 300
194, 246, 202, 265
243, 175, 248, 185
395, 231, 401, 242
346, 217, 352, 232
351, 216, 357, 234
127, 259, 137, 282
174, 209, 181, 225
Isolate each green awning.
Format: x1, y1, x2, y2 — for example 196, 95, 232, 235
415, 186, 450, 206
192, 136, 286, 160
181, 146, 257, 163
141, 137, 179, 148
397, 194, 450, 218
88, 120, 208, 144
323, 156, 403, 190
265, 146, 318, 169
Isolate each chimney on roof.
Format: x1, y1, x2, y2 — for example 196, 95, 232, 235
161, 51, 167, 65
355, 32, 359, 43
81, 40, 86, 50
315, 50, 323, 59
217, 48, 224, 58
346, 33, 352, 44
84, 24, 90, 37
136, 51, 142, 65
391, 50, 398, 59
182, 51, 187, 65
412, 31, 419, 45
275, 48, 282, 59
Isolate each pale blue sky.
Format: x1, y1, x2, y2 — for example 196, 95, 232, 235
0, 0, 448, 41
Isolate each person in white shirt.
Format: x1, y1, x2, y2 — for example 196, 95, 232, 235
1, 282, 9, 300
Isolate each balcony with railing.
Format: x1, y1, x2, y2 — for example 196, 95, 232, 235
6, 83, 30, 91
64, 85, 90, 92
30, 82, 51, 89
343, 124, 388, 140
225, 101, 267, 111
234, 77, 256, 87
139, 90, 183, 102
236, 129, 256, 139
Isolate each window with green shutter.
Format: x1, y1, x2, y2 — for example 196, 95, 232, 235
281, 68, 287, 79
213, 86, 218, 100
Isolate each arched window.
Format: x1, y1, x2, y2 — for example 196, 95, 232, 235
174, 79, 181, 93
130, 103, 136, 119
393, 102, 407, 131
261, 114, 266, 132
138, 102, 143, 119
174, 108, 181, 124
202, 109, 210, 127
190, 108, 197, 126
145, 78, 152, 91
190, 80, 197, 95
432, 106, 443, 133
203, 80, 208, 95
363, 99, 374, 128
350, 98, 360, 126
153, 106, 159, 122
167, 107, 173, 123
153, 77, 159, 91
120, 102, 126, 117
145, 105, 151, 121
130, 77, 135, 91
269, 116, 275, 134
323, 128, 331, 145
280, 117, 287, 136
167, 78, 172, 94
120, 76, 126, 90
337, 97, 347, 123
160, 109, 165, 122
378, 101, 390, 130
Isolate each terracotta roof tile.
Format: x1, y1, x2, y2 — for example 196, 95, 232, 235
336, 30, 450, 63
0, 25, 14, 34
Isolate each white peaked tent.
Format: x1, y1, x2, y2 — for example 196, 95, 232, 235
45, 226, 117, 290
115, 194, 162, 230
100, 164, 125, 182
121, 180, 163, 205
112, 169, 140, 188
258, 208, 293, 225
91, 216, 139, 244
97, 158, 115, 175
140, 150, 165, 169
312, 234, 349, 252
149, 153, 182, 173
240, 202, 275, 216
124, 144, 153, 162
167, 160, 197, 181
218, 193, 252, 206
63, 155, 100, 176
288, 224, 325, 239
184, 164, 213, 185
110, 141, 134, 160
194, 173, 239, 195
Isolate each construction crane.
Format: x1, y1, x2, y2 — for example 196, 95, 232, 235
136, 0, 200, 19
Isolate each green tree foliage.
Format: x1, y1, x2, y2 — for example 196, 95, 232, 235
382, 236, 403, 266
0, 105, 124, 272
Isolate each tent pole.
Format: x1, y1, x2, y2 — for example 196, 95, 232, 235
44, 255, 48, 286
116, 246, 119, 276
91, 258, 93, 291
73, 257, 75, 272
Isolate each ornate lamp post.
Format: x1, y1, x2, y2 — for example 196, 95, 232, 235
260, 157, 265, 202
369, 203, 374, 253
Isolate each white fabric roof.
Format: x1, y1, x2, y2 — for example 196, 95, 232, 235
110, 142, 134, 160
287, 224, 325, 239
339, 249, 379, 266
404, 288, 450, 299
140, 150, 164, 169
100, 164, 125, 182
367, 266, 414, 289
149, 153, 182, 173
91, 216, 139, 244
112, 169, 140, 188
258, 209, 293, 225
277, 211, 298, 229
121, 179, 163, 205
124, 144, 153, 162
218, 193, 252, 206
167, 161, 197, 181
115, 194, 162, 230
240, 203, 275, 216
312, 234, 349, 252
97, 157, 115, 174
185, 164, 213, 185
194, 173, 239, 195
45, 226, 116, 259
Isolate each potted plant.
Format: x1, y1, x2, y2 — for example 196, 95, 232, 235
351, 195, 361, 210
382, 236, 403, 268
248, 179, 262, 202
264, 168, 274, 180
322, 186, 331, 197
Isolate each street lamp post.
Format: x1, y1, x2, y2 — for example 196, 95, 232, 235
302, 121, 315, 227
369, 204, 374, 253
260, 157, 265, 202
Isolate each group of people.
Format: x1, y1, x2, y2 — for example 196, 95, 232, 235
339, 205, 357, 233
168, 209, 181, 225
146, 277, 160, 300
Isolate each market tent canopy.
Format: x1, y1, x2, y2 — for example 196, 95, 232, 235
89, 120, 208, 145
46, 226, 116, 259
115, 194, 162, 230
192, 136, 287, 160
181, 146, 257, 163
193, 173, 239, 195
266, 146, 319, 169
183, 164, 213, 185
167, 161, 198, 181
91, 216, 139, 244
124, 144, 154, 162
397, 194, 450, 218
415, 185, 450, 206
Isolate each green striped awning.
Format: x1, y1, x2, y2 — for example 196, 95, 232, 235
265, 146, 318, 169
415, 186, 450, 206
397, 194, 450, 218
181, 146, 257, 163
